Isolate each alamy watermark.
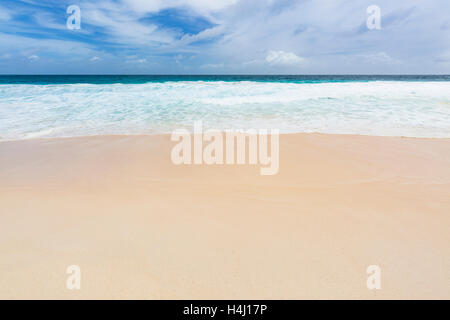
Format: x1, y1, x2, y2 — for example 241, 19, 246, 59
170, 121, 279, 175
366, 265, 381, 290
66, 5, 81, 30
66, 265, 81, 290
367, 5, 381, 30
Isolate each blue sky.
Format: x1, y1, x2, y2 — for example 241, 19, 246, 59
0, 0, 449, 74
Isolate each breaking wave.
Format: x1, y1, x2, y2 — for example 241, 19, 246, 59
0, 80, 449, 140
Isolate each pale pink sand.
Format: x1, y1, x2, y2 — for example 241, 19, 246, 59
0, 134, 449, 299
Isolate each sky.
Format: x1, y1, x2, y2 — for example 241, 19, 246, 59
0, 0, 449, 74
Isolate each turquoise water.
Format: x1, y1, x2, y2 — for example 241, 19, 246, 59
0, 75, 449, 140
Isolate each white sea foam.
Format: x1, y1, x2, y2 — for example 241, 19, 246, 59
0, 81, 449, 140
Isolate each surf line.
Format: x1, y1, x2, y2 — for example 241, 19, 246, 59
171, 121, 279, 175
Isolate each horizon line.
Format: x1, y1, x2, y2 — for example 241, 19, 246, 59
1, 74, 449, 76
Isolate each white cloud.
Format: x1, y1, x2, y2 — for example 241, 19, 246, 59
436, 51, 450, 67
0, 53, 12, 60
28, 55, 39, 61
200, 63, 224, 69
125, 57, 147, 64
90, 56, 101, 62
265, 50, 304, 66
33, 12, 66, 30
78, 0, 237, 48
80, 2, 177, 46
436, 51, 450, 62
361, 52, 396, 64
0, 32, 107, 67
0, 6, 12, 21
177, 26, 225, 46
123, 0, 238, 15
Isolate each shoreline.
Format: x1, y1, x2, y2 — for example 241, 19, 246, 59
2, 131, 450, 144
1, 133, 449, 299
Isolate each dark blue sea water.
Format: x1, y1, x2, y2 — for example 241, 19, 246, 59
0, 74, 449, 85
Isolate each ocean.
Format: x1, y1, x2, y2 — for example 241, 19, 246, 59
0, 75, 449, 140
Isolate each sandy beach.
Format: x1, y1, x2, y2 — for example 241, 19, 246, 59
0, 133, 449, 299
